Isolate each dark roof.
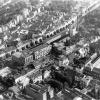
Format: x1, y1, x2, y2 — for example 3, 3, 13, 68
93, 67, 100, 74
91, 55, 100, 64
32, 44, 50, 53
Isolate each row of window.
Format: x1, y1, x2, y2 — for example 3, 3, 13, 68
45, 18, 75, 40
35, 50, 48, 60
83, 69, 100, 80
20, 37, 43, 50
4, 36, 43, 57
34, 45, 52, 60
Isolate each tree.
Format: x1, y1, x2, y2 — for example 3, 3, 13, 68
89, 44, 95, 54
51, 46, 62, 57
46, 79, 63, 92
0, 75, 15, 88
6, 55, 25, 70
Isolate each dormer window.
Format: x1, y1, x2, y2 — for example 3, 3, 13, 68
30, 42, 34, 47
34, 40, 38, 45
16, 49, 19, 52
39, 38, 43, 43
60, 28, 63, 32
22, 47, 25, 50
66, 25, 68, 28
46, 34, 50, 38
26, 45, 29, 49
56, 30, 60, 33
50, 33, 54, 36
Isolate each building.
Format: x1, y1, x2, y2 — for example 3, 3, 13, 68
33, 44, 52, 60
66, 45, 76, 55
83, 56, 100, 80
57, 55, 69, 67
25, 84, 54, 100
22, 49, 33, 65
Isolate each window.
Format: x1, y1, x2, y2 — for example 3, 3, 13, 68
44, 50, 47, 56
72, 21, 74, 24
68, 24, 70, 28
60, 28, 63, 32
5, 53, 11, 58
37, 39, 40, 44
41, 51, 44, 57
25, 58, 28, 64
46, 34, 50, 38
62, 27, 65, 30
22, 47, 25, 50
11, 51, 15, 55
30, 42, 34, 47
26, 56, 32, 64
54, 31, 56, 35
31, 56, 33, 61
50, 33, 53, 37
60, 28, 62, 32
34, 40, 38, 45
16, 49, 19, 52
6, 44, 10, 47
56, 30, 59, 33
39, 38, 43, 43
66, 25, 68, 28
35, 55, 38, 59
28, 58, 30, 63
37, 55, 41, 59
26, 45, 29, 49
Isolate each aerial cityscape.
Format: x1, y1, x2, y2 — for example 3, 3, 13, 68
0, 0, 100, 100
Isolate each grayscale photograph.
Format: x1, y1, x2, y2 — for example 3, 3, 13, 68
0, 0, 99, 100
